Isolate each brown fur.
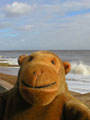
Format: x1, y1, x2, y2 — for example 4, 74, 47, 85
0, 51, 90, 120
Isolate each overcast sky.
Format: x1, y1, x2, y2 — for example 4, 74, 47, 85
0, 0, 90, 50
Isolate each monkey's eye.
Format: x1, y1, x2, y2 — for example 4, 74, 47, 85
51, 60, 55, 65
29, 56, 34, 62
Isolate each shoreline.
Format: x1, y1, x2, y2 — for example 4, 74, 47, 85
0, 63, 19, 67
0, 73, 90, 109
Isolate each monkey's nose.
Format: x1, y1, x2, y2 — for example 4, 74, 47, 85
32, 70, 43, 87
33, 71, 36, 75
33, 70, 43, 76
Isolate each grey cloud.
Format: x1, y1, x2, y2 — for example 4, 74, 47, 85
36, 1, 90, 17
3, 1, 90, 18
16, 24, 33, 31
0, 22, 11, 29
4, 2, 36, 17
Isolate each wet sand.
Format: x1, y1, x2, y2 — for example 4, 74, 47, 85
0, 73, 90, 109
0, 73, 17, 85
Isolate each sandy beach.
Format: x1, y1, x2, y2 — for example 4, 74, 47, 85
0, 73, 90, 109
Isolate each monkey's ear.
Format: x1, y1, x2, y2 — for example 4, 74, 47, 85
18, 55, 27, 66
63, 61, 71, 74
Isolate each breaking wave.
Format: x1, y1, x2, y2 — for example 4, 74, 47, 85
6, 58, 18, 65
71, 62, 90, 75
0, 58, 18, 65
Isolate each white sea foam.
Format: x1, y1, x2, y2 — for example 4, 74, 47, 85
71, 62, 90, 75
66, 73, 90, 93
0, 56, 4, 58
6, 58, 18, 65
0, 58, 18, 65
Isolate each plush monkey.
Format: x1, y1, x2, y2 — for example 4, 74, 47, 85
0, 51, 90, 120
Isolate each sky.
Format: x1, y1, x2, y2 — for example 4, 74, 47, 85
0, 0, 90, 50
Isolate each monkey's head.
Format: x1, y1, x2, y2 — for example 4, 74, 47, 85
18, 51, 71, 106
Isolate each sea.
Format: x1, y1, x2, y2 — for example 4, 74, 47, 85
0, 50, 90, 94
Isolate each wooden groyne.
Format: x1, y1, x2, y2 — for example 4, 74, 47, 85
0, 79, 13, 90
